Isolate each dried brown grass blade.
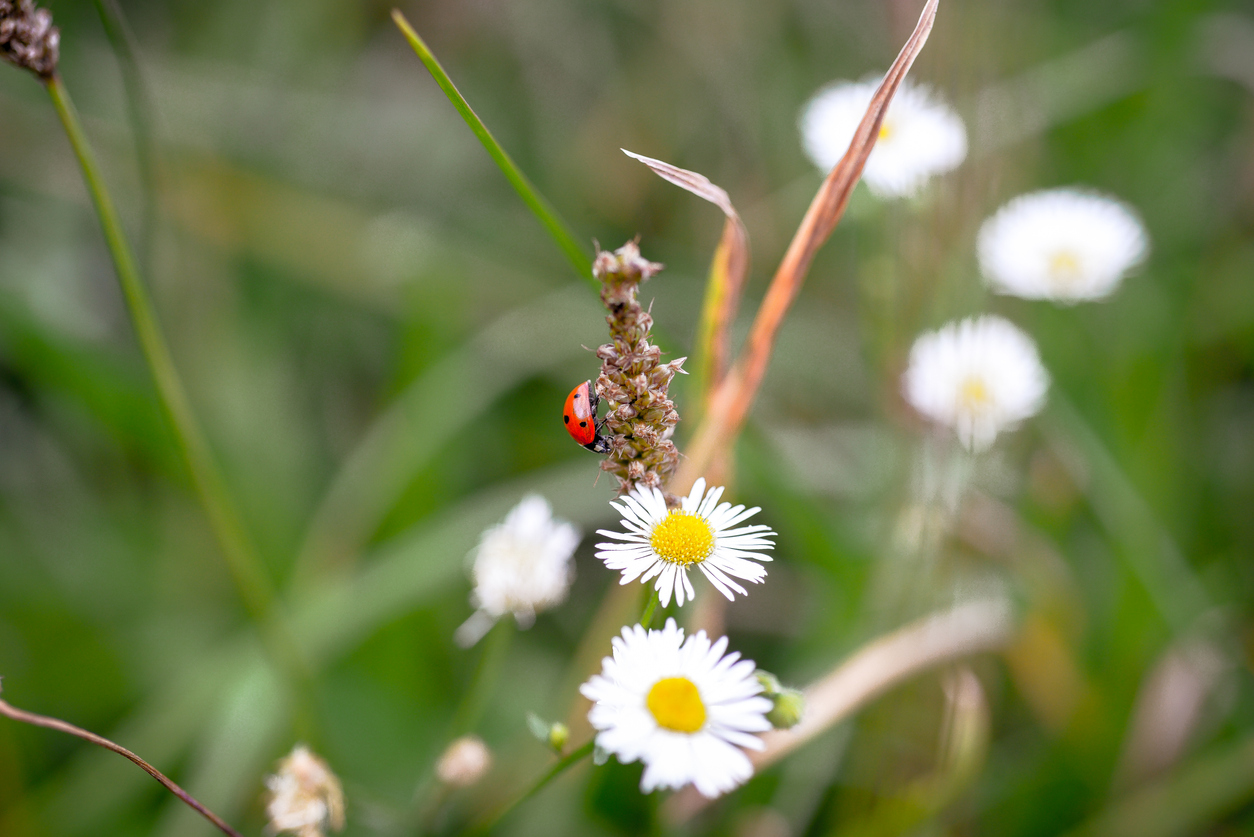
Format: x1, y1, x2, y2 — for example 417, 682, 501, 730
622, 150, 749, 397
671, 0, 940, 496
663, 597, 1013, 824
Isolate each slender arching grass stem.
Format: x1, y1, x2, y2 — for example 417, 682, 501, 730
43, 74, 307, 682
0, 694, 243, 837
391, 9, 592, 285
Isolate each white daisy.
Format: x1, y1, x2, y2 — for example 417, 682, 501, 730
455, 495, 579, 646
902, 315, 1049, 452
978, 188, 1149, 303
595, 478, 775, 608
799, 76, 968, 198
264, 745, 345, 837
580, 618, 772, 798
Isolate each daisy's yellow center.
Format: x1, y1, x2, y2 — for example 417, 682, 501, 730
878, 120, 895, 141
1048, 249, 1081, 284
959, 375, 993, 412
650, 511, 715, 566
646, 677, 706, 733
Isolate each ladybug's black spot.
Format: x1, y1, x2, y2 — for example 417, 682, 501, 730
579, 420, 588, 427
564, 415, 570, 424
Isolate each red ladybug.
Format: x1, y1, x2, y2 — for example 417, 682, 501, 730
563, 380, 610, 453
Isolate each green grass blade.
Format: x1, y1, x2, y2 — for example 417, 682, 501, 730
391, 9, 592, 285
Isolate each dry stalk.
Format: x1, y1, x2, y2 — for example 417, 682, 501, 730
671, 0, 940, 496
663, 596, 1014, 824
0, 685, 243, 837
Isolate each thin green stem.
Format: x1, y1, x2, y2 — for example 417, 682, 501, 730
391, 9, 592, 285
44, 75, 306, 678
453, 620, 513, 737
471, 740, 595, 835
639, 588, 661, 629
92, 0, 158, 276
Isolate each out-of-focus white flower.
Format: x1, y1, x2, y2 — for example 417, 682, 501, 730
264, 745, 345, 837
436, 735, 492, 787
799, 76, 968, 198
456, 495, 580, 647
580, 618, 772, 799
978, 188, 1148, 303
595, 478, 775, 608
902, 315, 1049, 452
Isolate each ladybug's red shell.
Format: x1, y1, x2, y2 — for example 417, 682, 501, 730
563, 380, 600, 448
562, 380, 611, 454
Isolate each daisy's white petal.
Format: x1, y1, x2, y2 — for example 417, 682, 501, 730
902, 315, 1049, 452
800, 76, 967, 198
595, 481, 776, 605
979, 188, 1148, 303
682, 477, 708, 513
464, 495, 580, 635
581, 620, 771, 800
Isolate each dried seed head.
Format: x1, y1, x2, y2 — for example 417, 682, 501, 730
264, 745, 345, 837
436, 735, 493, 787
592, 240, 687, 499
0, 0, 59, 78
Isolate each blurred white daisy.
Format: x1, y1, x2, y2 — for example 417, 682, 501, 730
978, 188, 1148, 303
799, 76, 968, 198
902, 315, 1049, 452
595, 478, 775, 608
455, 495, 579, 647
580, 618, 772, 798
264, 745, 345, 837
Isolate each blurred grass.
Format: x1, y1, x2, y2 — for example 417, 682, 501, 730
2, 0, 1254, 835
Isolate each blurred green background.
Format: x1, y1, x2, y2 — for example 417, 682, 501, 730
2, 0, 1254, 835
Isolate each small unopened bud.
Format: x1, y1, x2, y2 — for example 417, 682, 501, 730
526, 714, 570, 753
548, 722, 570, 752
437, 735, 492, 787
756, 671, 805, 730
264, 745, 345, 837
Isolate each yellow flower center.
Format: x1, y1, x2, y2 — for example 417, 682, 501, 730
959, 376, 992, 412
646, 677, 706, 733
1048, 250, 1081, 284
649, 511, 715, 566
878, 120, 895, 141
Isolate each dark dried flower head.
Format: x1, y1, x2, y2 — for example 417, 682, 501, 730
0, 0, 59, 78
593, 240, 687, 499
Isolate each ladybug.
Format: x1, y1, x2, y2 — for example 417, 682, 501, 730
563, 380, 610, 453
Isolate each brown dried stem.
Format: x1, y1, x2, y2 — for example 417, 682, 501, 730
0, 689, 244, 837
671, 0, 940, 495
664, 596, 1013, 823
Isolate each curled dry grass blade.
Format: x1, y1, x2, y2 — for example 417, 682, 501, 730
672, 0, 940, 495
392, 9, 592, 283
621, 149, 750, 404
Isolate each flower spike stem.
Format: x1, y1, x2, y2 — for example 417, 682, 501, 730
471, 740, 595, 835
0, 692, 243, 837
44, 75, 303, 676
391, 9, 591, 284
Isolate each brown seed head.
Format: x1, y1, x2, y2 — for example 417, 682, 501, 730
0, 0, 59, 78
592, 241, 686, 500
